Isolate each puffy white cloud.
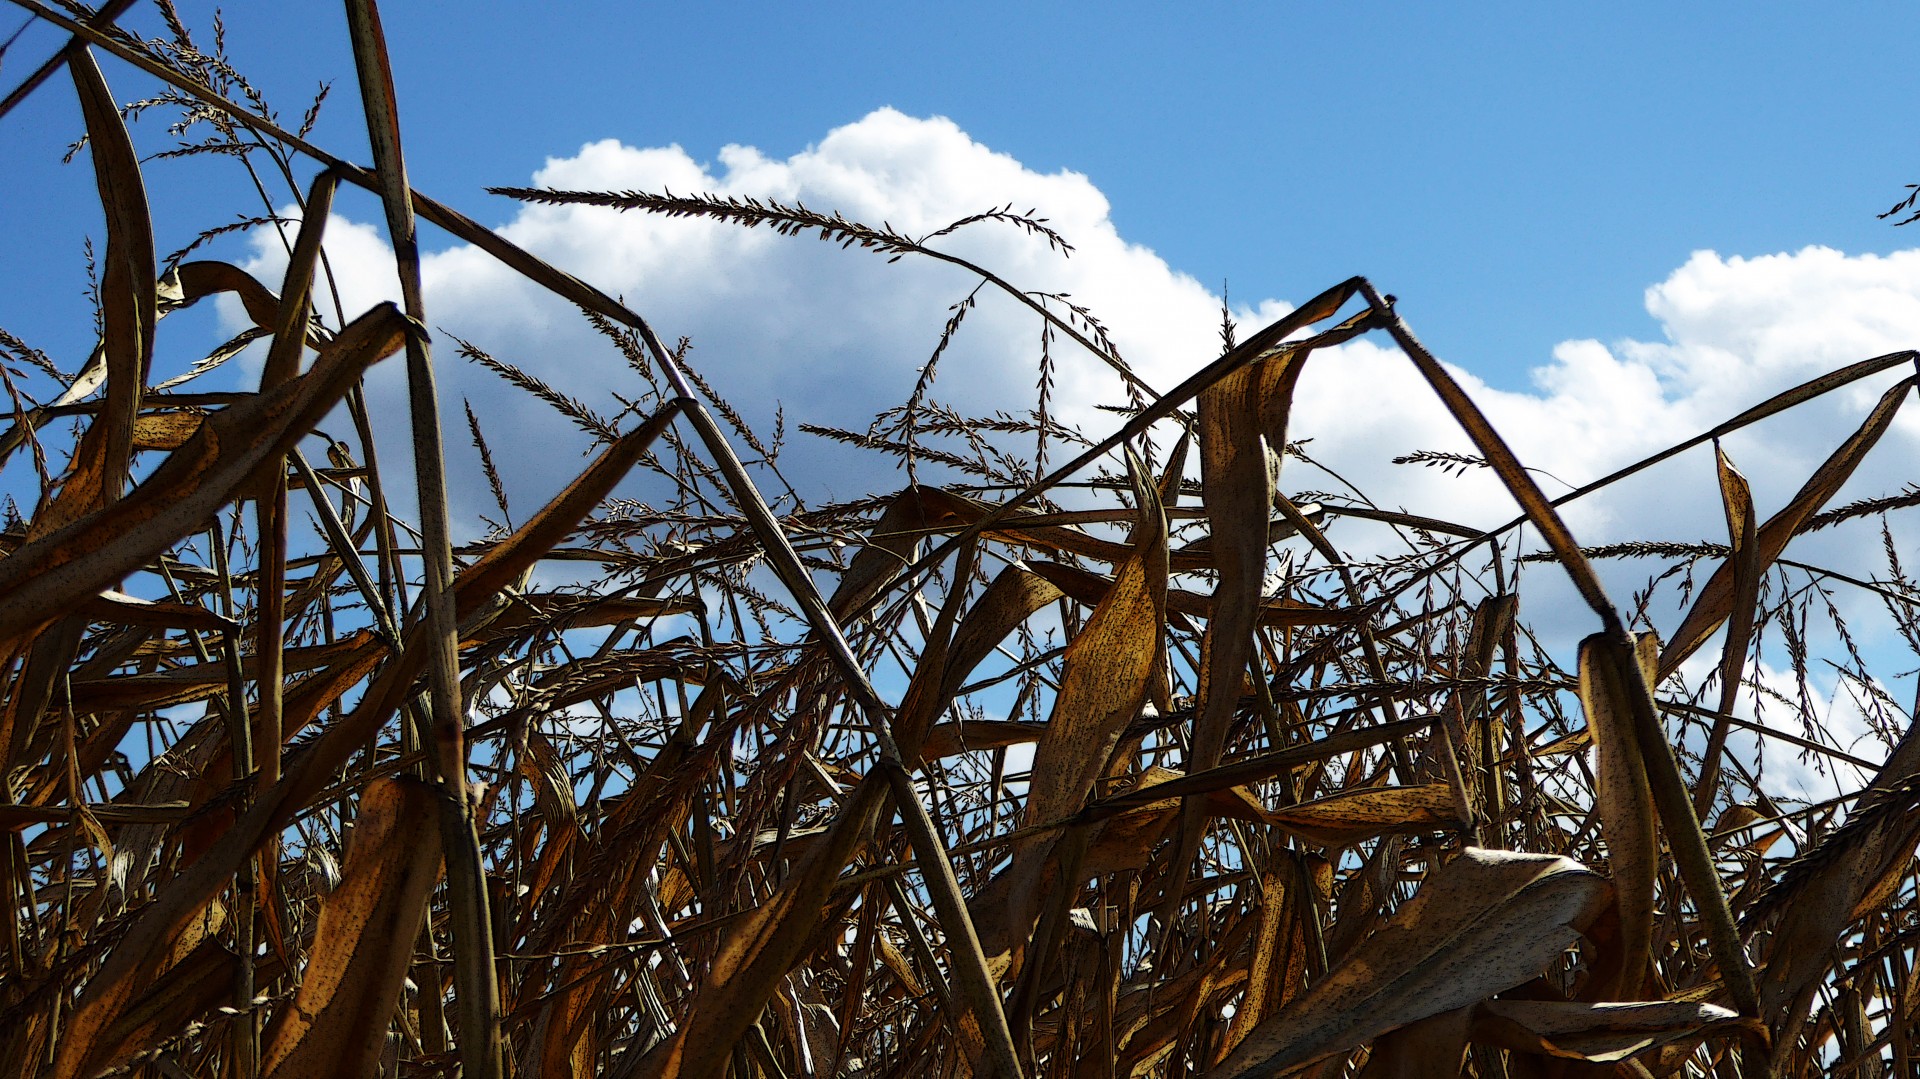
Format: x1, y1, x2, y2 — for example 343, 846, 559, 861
1659, 652, 1887, 807
1739, 661, 1885, 804
237, 110, 1251, 507
236, 110, 1917, 519
230, 110, 1920, 793
1289, 247, 1920, 547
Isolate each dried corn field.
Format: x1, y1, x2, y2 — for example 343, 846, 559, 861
4, 4, 1920, 1078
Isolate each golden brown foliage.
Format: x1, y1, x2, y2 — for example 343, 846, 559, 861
2, 6, 1919, 1078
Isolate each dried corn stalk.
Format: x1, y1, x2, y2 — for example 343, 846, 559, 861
0, 6, 1917, 1078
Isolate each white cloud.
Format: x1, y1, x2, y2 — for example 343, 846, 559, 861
230, 110, 1920, 795
1739, 660, 1883, 804
238, 111, 1919, 518
236, 110, 1253, 509
1662, 652, 1886, 806
1286, 246, 1920, 549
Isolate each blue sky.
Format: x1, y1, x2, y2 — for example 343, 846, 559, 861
5, 2, 1920, 387
6, 4, 1920, 796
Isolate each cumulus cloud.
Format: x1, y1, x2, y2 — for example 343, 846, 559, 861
240, 109, 1919, 519
232, 109, 1920, 779
240, 112, 1262, 501
1657, 649, 1890, 806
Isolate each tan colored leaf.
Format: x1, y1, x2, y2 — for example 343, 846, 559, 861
896, 561, 1063, 763
888, 543, 1008, 762
1657, 377, 1914, 678
1194, 355, 1281, 777
80, 939, 238, 1079
1074, 767, 1272, 877
1753, 786, 1920, 1024
1219, 861, 1319, 1060
1112, 912, 1256, 1075
919, 718, 1051, 760
1470, 999, 1754, 1063
68, 636, 379, 712
128, 409, 206, 450
260, 170, 337, 391
970, 454, 1167, 971
1266, 784, 1467, 847
449, 404, 686, 613
260, 777, 445, 1078
933, 562, 1065, 697
1694, 443, 1761, 819
1579, 630, 1660, 999
839, 484, 1218, 573
77, 588, 234, 632
876, 932, 927, 998
473, 591, 701, 639
631, 776, 891, 1079
70, 47, 156, 508
827, 486, 962, 621
1025, 457, 1168, 830
1074, 715, 1439, 828
1030, 559, 1357, 627
0, 303, 410, 646
1210, 848, 1610, 1078
164, 260, 286, 326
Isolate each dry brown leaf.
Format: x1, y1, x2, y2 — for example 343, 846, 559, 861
1354, 1006, 1473, 1078
1265, 783, 1467, 848
0, 259, 293, 470
1579, 630, 1659, 999
76, 587, 234, 632
1754, 798, 1920, 1026
1194, 353, 1282, 773
631, 777, 891, 1079
960, 451, 1167, 983
919, 718, 1052, 760
1210, 848, 1610, 1078
827, 486, 963, 621
894, 559, 1063, 762
1657, 377, 1915, 679
165, 260, 292, 329
1113, 913, 1255, 1075
70, 47, 156, 509
0, 303, 410, 646
1075, 766, 1270, 877
1470, 999, 1754, 1063
1030, 559, 1358, 628
1071, 715, 1438, 829
77, 938, 238, 1079
474, 591, 701, 639
67, 636, 377, 712
1025, 457, 1169, 829
259, 777, 445, 1078
1694, 444, 1761, 820
971, 452, 1167, 975
128, 409, 206, 450
1219, 870, 1291, 1062
848, 484, 1218, 573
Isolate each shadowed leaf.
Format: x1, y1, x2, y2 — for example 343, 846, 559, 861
1579, 630, 1659, 999
1470, 999, 1755, 1063
0, 303, 410, 646
69, 46, 155, 508
1211, 848, 1610, 1078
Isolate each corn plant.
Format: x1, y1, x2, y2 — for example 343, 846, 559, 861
2, 4, 1919, 1078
